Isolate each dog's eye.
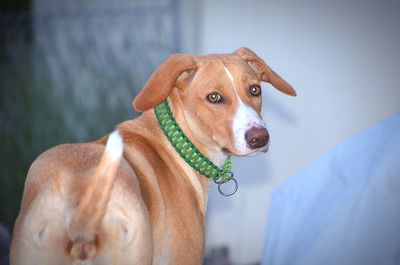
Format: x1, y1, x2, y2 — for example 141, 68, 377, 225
249, 85, 262, 97
206, 92, 223, 104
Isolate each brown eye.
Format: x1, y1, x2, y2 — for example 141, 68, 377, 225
249, 85, 261, 97
206, 92, 223, 103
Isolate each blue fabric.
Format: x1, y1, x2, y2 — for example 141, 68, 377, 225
262, 113, 400, 265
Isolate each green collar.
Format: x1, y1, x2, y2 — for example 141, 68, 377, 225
154, 100, 238, 196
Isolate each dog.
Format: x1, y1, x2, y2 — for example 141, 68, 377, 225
10, 47, 296, 265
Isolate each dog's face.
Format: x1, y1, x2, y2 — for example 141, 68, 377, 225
133, 47, 296, 157
178, 55, 268, 157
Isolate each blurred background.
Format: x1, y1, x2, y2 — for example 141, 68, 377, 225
1, 0, 399, 264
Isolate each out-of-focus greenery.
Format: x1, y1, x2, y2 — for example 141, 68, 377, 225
0, 2, 179, 231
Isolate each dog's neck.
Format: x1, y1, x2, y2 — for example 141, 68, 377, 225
166, 95, 228, 168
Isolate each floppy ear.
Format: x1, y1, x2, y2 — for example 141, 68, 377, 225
132, 54, 197, 112
233, 47, 296, 96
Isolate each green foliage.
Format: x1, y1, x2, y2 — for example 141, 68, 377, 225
0, 8, 178, 230
0, 49, 140, 229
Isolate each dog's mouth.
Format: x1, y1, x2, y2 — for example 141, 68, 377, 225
222, 145, 269, 157
222, 147, 232, 155
242, 145, 269, 157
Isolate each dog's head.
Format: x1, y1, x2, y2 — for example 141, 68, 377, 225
133, 47, 296, 157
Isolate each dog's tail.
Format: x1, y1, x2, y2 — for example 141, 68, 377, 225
67, 130, 124, 260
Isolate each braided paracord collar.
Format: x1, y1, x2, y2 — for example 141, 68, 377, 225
154, 100, 238, 196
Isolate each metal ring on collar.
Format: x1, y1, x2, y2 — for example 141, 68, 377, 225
214, 171, 233, 184
214, 176, 224, 184
218, 177, 238, 196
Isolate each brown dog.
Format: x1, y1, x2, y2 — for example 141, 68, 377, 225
10, 47, 296, 265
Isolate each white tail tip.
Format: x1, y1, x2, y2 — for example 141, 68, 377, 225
106, 130, 124, 160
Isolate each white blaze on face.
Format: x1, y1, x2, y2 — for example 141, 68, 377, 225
224, 66, 266, 154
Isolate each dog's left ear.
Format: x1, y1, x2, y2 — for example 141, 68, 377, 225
233, 47, 296, 96
132, 54, 197, 112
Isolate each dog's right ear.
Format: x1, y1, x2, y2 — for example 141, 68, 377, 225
132, 54, 197, 112
234, 47, 296, 96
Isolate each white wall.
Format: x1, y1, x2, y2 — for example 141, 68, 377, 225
198, 0, 400, 264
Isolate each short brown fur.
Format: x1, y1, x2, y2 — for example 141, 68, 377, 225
10, 48, 295, 265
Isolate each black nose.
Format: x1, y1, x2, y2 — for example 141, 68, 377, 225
245, 127, 269, 149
